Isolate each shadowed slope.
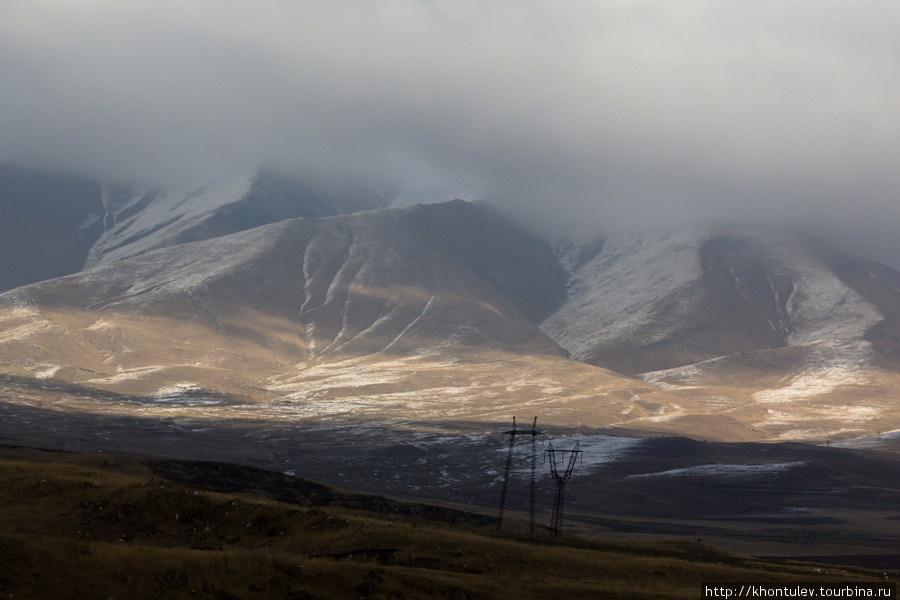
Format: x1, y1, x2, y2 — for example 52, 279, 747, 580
0, 164, 104, 292
0, 202, 681, 432
86, 170, 386, 267
542, 224, 900, 440
3, 446, 887, 600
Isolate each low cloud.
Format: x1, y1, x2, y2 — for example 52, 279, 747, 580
3, 1, 900, 263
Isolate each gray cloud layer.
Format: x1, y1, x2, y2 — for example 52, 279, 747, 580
3, 1, 900, 263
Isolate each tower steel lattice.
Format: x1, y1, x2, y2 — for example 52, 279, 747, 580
496, 416, 543, 534
546, 441, 582, 537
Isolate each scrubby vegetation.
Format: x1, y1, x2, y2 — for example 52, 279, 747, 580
0, 448, 893, 599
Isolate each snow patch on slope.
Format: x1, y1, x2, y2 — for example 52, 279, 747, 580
746, 235, 881, 402
829, 430, 900, 450
627, 461, 806, 479
556, 435, 646, 472
0, 305, 55, 343
753, 342, 873, 403
87, 175, 256, 267
87, 366, 168, 384
74, 218, 292, 309
541, 225, 707, 361
550, 224, 882, 400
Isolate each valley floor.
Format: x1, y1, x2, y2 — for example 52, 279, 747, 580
0, 444, 895, 600
2, 397, 900, 574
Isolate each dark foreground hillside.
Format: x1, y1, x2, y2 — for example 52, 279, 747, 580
0, 445, 893, 600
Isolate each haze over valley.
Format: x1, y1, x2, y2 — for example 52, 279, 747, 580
2, 165, 900, 567
5, 1, 900, 582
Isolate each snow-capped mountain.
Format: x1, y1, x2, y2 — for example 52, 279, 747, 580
87, 171, 389, 268
4, 163, 900, 441
0, 200, 680, 433
0, 165, 386, 289
543, 224, 900, 439
543, 224, 889, 373
86, 175, 257, 267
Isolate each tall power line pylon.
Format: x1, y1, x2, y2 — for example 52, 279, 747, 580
496, 416, 543, 534
546, 440, 582, 537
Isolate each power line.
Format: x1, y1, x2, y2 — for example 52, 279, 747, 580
496, 416, 543, 534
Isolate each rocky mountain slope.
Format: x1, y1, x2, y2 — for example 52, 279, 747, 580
0, 164, 386, 290
544, 225, 900, 439
86, 170, 386, 268
0, 199, 682, 434
3, 164, 900, 441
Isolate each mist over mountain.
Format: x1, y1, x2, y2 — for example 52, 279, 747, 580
7, 2, 900, 578
4, 2, 900, 269
7, 156, 900, 577
3, 162, 900, 443
0, 164, 104, 291
0, 165, 387, 292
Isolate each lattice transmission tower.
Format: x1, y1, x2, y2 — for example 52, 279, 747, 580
546, 440, 582, 537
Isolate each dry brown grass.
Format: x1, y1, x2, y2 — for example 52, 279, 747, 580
0, 454, 894, 600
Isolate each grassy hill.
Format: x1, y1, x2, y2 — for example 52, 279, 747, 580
0, 445, 893, 599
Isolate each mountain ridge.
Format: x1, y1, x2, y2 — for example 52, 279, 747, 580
3, 165, 900, 441
0, 164, 387, 291
3, 200, 673, 436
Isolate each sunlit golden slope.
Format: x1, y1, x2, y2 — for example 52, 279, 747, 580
5, 202, 900, 441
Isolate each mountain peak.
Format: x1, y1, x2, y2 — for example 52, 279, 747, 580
4, 169, 900, 441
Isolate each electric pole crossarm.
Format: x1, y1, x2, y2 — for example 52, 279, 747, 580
495, 416, 543, 534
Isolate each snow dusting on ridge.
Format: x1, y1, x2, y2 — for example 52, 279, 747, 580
541, 223, 888, 438
541, 225, 708, 361
87, 175, 256, 267
544, 223, 882, 375
74, 217, 292, 307
735, 229, 881, 403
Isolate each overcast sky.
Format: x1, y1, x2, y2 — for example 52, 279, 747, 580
3, 1, 900, 263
